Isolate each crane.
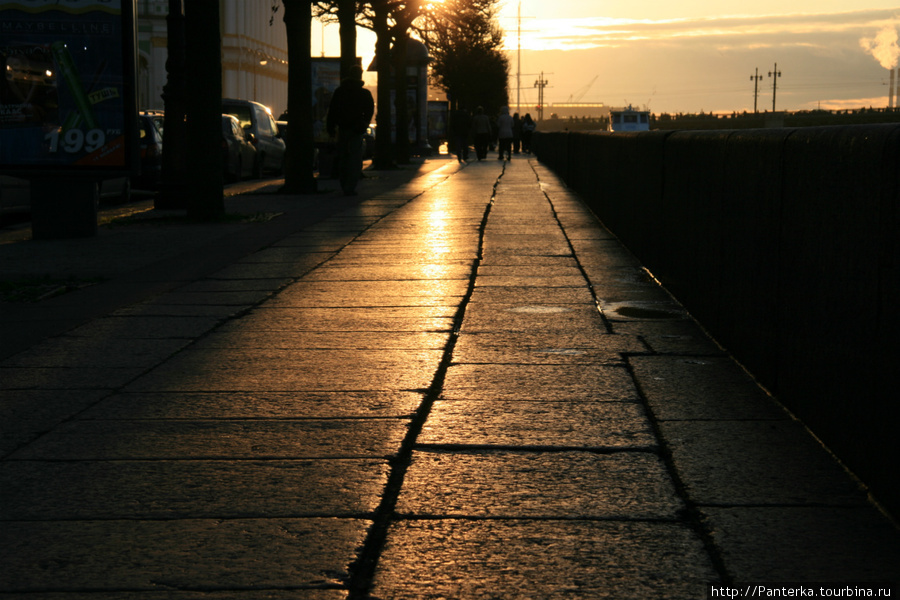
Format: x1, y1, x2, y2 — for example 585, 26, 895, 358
567, 75, 599, 102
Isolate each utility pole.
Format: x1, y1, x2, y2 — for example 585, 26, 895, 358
534, 72, 548, 121
511, 3, 534, 114
517, 2, 521, 113
750, 68, 763, 113
768, 63, 782, 112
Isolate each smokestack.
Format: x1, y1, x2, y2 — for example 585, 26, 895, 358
896, 67, 900, 108
891, 68, 896, 109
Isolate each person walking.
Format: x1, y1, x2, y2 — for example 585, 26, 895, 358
497, 107, 514, 161
512, 112, 522, 154
471, 106, 492, 161
450, 107, 471, 163
326, 65, 374, 195
521, 113, 536, 154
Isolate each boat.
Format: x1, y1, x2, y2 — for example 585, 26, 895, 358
608, 105, 650, 132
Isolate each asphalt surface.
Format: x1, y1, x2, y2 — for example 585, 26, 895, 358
1, 157, 898, 599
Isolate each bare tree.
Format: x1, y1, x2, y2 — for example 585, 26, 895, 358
315, 0, 435, 167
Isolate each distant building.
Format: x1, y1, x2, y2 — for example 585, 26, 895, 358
546, 102, 610, 120
136, 0, 289, 115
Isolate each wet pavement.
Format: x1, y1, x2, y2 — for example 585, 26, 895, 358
1, 157, 898, 598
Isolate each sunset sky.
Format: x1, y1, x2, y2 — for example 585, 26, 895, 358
313, 1, 900, 115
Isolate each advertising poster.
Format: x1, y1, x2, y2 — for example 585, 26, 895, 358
0, 0, 136, 172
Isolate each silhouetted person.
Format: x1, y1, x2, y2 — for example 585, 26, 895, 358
512, 112, 522, 154
326, 65, 374, 195
521, 113, 536, 153
451, 108, 471, 163
471, 106, 492, 161
497, 107, 513, 161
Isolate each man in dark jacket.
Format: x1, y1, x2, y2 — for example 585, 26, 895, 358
326, 65, 375, 195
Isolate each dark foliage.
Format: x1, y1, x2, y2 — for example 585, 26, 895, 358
421, 0, 509, 115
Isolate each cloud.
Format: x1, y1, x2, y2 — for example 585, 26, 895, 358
859, 22, 900, 69
511, 8, 900, 53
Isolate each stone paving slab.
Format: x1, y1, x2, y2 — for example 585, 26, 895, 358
174, 278, 294, 293
658, 419, 869, 505
370, 520, 718, 600
420, 399, 655, 448
77, 391, 424, 420
265, 279, 468, 307
610, 319, 725, 354
454, 328, 623, 350
225, 306, 456, 332
0, 389, 110, 454
3, 337, 193, 368
124, 359, 436, 392
702, 507, 900, 581
128, 347, 444, 372
9, 419, 409, 460
300, 264, 474, 282
190, 330, 451, 351
460, 302, 607, 334
0, 593, 347, 600
0, 366, 148, 390
440, 363, 640, 401
630, 355, 788, 420
396, 450, 681, 518
1, 157, 898, 598
468, 284, 596, 304
450, 334, 642, 365
0, 518, 368, 593
0, 459, 388, 519
64, 315, 224, 339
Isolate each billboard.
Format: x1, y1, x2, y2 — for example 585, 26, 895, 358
0, 0, 138, 174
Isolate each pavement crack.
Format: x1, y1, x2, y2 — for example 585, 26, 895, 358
345, 163, 505, 600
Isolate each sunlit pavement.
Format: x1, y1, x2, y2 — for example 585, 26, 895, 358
1, 158, 898, 598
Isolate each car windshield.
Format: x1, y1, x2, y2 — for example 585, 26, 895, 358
224, 105, 252, 130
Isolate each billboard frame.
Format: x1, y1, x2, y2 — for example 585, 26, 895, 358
0, 0, 140, 179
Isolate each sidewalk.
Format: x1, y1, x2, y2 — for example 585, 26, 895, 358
1, 157, 898, 598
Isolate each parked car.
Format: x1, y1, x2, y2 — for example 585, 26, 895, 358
222, 114, 256, 182
222, 99, 285, 177
97, 110, 163, 202
134, 110, 164, 189
364, 124, 376, 159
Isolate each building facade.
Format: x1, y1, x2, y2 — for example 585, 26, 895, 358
136, 0, 289, 116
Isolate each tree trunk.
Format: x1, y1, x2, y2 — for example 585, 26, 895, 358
157, 0, 187, 210
371, 0, 394, 170
281, 0, 317, 194
184, 0, 224, 220
337, 0, 357, 78
392, 34, 410, 164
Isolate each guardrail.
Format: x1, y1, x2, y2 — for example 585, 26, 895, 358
534, 126, 900, 517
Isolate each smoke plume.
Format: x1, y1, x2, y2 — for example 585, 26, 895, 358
860, 23, 900, 70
